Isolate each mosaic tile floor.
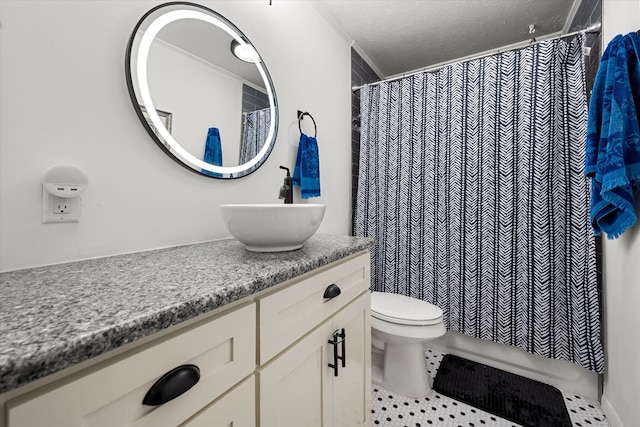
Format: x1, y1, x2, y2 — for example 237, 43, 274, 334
371, 349, 609, 427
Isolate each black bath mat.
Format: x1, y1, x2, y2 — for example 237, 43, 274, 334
433, 354, 572, 427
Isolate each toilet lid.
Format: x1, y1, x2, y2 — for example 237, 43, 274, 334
371, 291, 443, 325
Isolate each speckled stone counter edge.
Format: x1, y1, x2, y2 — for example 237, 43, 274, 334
0, 234, 375, 394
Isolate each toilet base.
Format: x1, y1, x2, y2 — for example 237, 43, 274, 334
372, 341, 432, 398
371, 347, 384, 387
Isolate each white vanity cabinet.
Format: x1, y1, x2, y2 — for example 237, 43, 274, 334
3, 250, 371, 427
257, 253, 371, 427
6, 303, 256, 427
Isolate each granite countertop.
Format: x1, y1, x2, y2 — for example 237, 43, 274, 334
0, 234, 374, 394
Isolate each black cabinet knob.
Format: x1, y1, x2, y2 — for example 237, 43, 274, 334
323, 284, 341, 299
142, 364, 200, 406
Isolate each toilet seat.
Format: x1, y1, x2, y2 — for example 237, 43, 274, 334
371, 291, 443, 326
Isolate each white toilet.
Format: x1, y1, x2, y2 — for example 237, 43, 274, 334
370, 291, 446, 397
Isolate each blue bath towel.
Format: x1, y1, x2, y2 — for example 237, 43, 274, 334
293, 133, 321, 198
585, 32, 640, 238
202, 127, 223, 178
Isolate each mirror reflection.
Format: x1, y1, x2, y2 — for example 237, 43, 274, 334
126, 2, 278, 178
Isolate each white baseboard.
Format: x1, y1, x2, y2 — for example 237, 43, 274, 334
429, 331, 600, 400
601, 394, 624, 427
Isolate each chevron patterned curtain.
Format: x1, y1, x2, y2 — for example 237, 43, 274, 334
354, 35, 604, 373
239, 107, 271, 165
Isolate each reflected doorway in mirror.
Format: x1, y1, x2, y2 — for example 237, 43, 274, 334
139, 105, 173, 151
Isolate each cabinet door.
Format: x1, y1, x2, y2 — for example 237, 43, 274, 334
181, 375, 255, 427
330, 292, 371, 427
258, 321, 333, 427
258, 291, 372, 427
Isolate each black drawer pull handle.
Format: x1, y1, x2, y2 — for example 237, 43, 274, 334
323, 284, 341, 299
142, 364, 200, 406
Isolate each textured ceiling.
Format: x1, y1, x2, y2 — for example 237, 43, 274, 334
316, 0, 577, 77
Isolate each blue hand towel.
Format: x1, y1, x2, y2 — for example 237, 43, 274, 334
292, 133, 321, 198
202, 127, 223, 178
585, 32, 640, 238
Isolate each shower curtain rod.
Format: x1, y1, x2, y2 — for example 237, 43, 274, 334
351, 22, 601, 91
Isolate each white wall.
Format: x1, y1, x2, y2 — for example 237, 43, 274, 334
0, 0, 352, 271
600, 2, 640, 426
147, 39, 244, 164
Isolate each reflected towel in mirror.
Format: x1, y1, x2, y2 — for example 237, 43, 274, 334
202, 127, 223, 178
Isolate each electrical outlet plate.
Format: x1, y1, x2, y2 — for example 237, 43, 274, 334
42, 187, 81, 223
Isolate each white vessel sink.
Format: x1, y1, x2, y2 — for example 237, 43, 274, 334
220, 204, 326, 252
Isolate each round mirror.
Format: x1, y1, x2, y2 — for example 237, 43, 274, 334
126, 2, 278, 179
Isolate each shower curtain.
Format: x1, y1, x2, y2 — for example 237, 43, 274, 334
239, 107, 271, 165
354, 35, 604, 373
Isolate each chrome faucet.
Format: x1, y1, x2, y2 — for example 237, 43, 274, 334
279, 166, 293, 204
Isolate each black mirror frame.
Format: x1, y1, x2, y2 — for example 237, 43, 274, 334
125, 1, 279, 179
